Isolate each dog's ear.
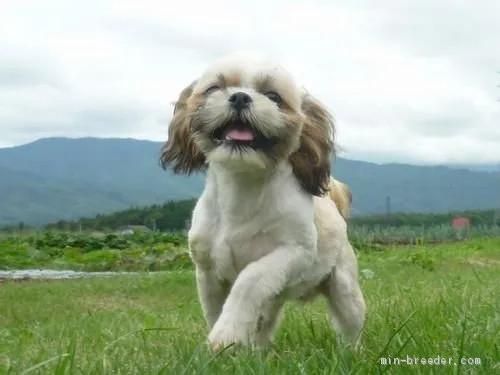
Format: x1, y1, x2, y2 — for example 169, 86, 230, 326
289, 92, 335, 196
160, 80, 206, 174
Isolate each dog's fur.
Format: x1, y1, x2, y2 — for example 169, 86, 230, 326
161, 51, 365, 350
328, 177, 352, 219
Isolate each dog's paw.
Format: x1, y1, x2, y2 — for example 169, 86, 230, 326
207, 317, 253, 352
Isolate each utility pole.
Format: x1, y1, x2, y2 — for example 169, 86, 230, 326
386, 196, 391, 217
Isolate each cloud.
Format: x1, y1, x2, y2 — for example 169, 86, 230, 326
0, 0, 499, 164
0, 53, 61, 88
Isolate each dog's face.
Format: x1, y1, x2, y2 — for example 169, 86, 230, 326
161, 52, 335, 196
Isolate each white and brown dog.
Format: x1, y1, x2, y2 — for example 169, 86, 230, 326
161, 51, 365, 351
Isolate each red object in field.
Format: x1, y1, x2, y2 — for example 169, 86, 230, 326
452, 216, 471, 230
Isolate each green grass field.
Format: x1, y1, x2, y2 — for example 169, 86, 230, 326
1, 238, 499, 374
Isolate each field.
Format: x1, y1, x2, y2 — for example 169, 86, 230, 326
0, 231, 190, 273
0, 230, 499, 374
2, 224, 500, 272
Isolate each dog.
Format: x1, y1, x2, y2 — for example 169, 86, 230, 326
160, 51, 365, 351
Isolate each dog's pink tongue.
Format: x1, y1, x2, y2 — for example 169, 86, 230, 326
225, 129, 254, 141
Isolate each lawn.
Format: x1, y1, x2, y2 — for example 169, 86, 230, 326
0, 237, 499, 374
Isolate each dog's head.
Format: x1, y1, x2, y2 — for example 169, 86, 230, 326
160, 52, 335, 196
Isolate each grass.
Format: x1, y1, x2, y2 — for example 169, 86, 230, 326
1, 238, 499, 374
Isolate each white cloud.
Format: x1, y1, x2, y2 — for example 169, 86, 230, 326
0, 0, 499, 164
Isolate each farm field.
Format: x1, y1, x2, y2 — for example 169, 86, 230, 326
0, 231, 190, 273
1, 224, 500, 272
0, 233, 499, 374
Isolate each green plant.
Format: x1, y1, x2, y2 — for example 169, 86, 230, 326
404, 251, 437, 271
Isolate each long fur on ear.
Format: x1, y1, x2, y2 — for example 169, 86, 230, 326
289, 92, 335, 197
160, 80, 206, 175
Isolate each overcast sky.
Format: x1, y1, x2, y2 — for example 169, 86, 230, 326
1, 0, 499, 164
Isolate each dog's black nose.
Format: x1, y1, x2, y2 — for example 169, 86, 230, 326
228, 92, 252, 111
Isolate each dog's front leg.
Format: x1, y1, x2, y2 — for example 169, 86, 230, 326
208, 245, 315, 350
195, 266, 229, 329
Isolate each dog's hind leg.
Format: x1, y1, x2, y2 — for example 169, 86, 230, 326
321, 249, 366, 347
254, 300, 285, 348
195, 267, 230, 329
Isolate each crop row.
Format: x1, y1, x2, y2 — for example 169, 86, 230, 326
1, 224, 499, 252
0, 230, 187, 253
349, 224, 500, 245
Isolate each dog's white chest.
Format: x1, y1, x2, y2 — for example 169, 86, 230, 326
188, 162, 315, 284
188, 191, 285, 283
212, 228, 278, 282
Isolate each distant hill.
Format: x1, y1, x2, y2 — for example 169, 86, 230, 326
1, 137, 499, 226
445, 163, 500, 172
0, 164, 136, 225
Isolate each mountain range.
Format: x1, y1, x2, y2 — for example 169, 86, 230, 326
0, 137, 499, 227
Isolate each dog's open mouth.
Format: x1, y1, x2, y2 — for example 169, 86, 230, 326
212, 121, 278, 150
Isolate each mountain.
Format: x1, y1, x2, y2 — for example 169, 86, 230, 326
331, 159, 500, 215
0, 137, 204, 227
445, 163, 500, 172
1, 137, 499, 226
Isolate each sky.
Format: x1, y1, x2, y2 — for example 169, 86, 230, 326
1, 0, 499, 165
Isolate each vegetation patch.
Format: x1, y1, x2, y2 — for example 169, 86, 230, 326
0, 231, 189, 272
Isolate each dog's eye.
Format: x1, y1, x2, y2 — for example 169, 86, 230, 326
264, 91, 282, 104
204, 86, 220, 95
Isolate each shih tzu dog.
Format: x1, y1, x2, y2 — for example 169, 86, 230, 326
160, 51, 365, 351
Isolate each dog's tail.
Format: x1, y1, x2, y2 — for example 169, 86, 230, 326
326, 177, 352, 219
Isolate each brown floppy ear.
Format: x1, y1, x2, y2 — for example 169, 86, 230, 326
160, 80, 206, 175
289, 92, 335, 196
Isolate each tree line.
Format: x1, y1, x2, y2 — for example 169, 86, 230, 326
44, 202, 500, 232
2, 199, 498, 233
